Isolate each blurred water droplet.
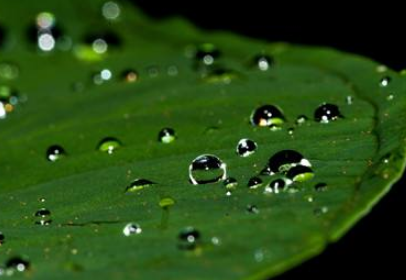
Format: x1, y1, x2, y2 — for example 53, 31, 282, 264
202, 67, 238, 84
263, 150, 311, 175
264, 178, 286, 194
250, 105, 285, 127
236, 138, 257, 157
5, 257, 30, 275
0, 62, 20, 80
288, 128, 294, 135
125, 179, 156, 193
376, 65, 388, 73
246, 204, 259, 214
0, 231, 5, 245
121, 69, 139, 83
211, 236, 221, 246
123, 223, 142, 236
295, 115, 308, 125
314, 182, 328, 192
189, 154, 227, 185
0, 86, 19, 118
248, 177, 263, 189
159, 197, 175, 208
93, 69, 112, 85
97, 137, 121, 154
158, 128, 176, 144
34, 208, 52, 226
380, 76, 391, 87
305, 195, 314, 202
314, 103, 343, 123
286, 165, 314, 182
223, 177, 238, 190
195, 43, 220, 66
102, 1, 121, 20
254, 249, 264, 262
46, 145, 66, 162
314, 206, 329, 216
346, 96, 353, 105
387, 94, 394, 101
92, 38, 108, 54
252, 54, 273, 71
147, 66, 159, 78
178, 227, 201, 250
167, 65, 179, 76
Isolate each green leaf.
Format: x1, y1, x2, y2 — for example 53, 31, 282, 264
1, 1, 405, 279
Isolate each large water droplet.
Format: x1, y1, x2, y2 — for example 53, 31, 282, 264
46, 145, 66, 162
34, 208, 52, 225
250, 105, 285, 127
97, 137, 122, 154
178, 227, 201, 250
262, 150, 311, 175
236, 138, 257, 157
189, 154, 227, 185
264, 178, 286, 194
125, 179, 156, 193
5, 257, 30, 274
158, 128, 176, 144
286, 165, 314, 182
248, 177, 263, 189
314, 103, 343, 123
123, 223, 142, 236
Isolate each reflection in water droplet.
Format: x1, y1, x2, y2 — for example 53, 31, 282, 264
250, 105, 285, 127
295, 115, 308, 125
189, 154, 227, 185
246, 204, 259, 214
380, 76, 391, 87
236, 138, 257, 157
97, 137, 121, 154
0, 231, 5, 245
121, 69, 139, 83
34, 208, 52, 226
314, 103, 343, 123
252, 54, 273, 71
46, 145, 66, 162
248, 177, 263, 189
314, 183, 327, 192
178, 227, 201, 250
223, 177, 238, 190
264, 150, 311, 175
102, 1, 121, 20
0, 62, 20, 80
125, 179, 156, 193
264, 179, 286, 194
286, 165, 314, 182
5, 257, 30, 275
123, 223, 142, 236
158, 128, 176, 144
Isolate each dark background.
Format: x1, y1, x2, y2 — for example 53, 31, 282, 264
131, 1, 405, 278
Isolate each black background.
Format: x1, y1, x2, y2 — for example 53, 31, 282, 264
131, 1, 405, 279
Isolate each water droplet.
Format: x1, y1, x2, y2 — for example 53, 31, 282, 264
167, 65, 179, 76
202, 67, 238, 84
189, 154, 227, 185
84, 31, 121, 49
248, 177, 263, 189
102, 1, 121, 20
314, 206, 329, 216
305, 195, 314, 203
97, 137, 121, 154
264, 179, 286, 194
195, 43, 220, 66
288, 128, 295, 135
125, 179, 156, 193
236, 138, 257, 157
223, 177, 238, 190
178, 227, 201, 250
158, 128, 176, 144
34, 208, 52, 226
211, 236, 221, 246
46, 145, 66, 162
387, 94, 394, 101
254, 249, 265, 262
250, 105, 285, 127
5, 257, 30, 274
286, 165, 314, 182
92, 38, 108, 54
0, 62, 20, 80
314, 103, 343, 123
246, 204, 260, 214
380, 76, 391, 87
0, 231, 5, 245
252, 54, 273, 71
159, 197, 175, 208
264, 150, 311, 175
295, 115, 308, 125
346, 96, 353, 105
93, 69, 113, 85
314, 183, 327, 192
123, 223, 142, 236
121, 69, 139, 83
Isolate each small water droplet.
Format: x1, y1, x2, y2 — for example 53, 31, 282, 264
125, 179, 156, 193
223, 177, 238, 190
159, 197, 175, 208
5, 257, 30, 274
34, 208, 52, 226
387, 94, 394, 101
346, 96, 353, 105
246, 204, 260, 214
252, 54, 273, 71
211, 236, 221, 246
97, 137, 122, 154
202, 67, 238, 84
250, 105, 285, 127
295, 115, 308, 125
263, 150, 311, 175
158, 128, 176, 144
254, 249, 264, 262
314, 183, 328, 192
264, 178, 286, 194
38, 197, 46, 203
84, 31, 121, 49
46, 145, 66, 162
314, 206, 329, 216
93, 69, 113, 85
286, 165, 314, 182
123, 223, 142, 236
287, 127, 294, 135
314, 103, 343, 123
178, 227, 201, 250
102, 1, 121, 20
380, 76, 391, 87
189, 154, 227, 185
147, 66, 159, 78
248, 177, 263, 189
195, 43, 220, 66
236, 138, 257, 157
121, 69, 139, 83
0, 231, 5, 245
167, 65, 179, 76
